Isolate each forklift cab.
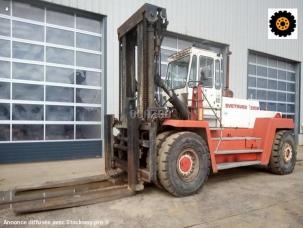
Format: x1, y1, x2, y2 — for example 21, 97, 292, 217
165, 47, 223, 110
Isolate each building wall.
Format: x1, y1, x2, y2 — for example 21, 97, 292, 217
43, 0, 303, 138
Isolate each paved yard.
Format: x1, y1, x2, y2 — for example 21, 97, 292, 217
0, 158, 104, 191
1, 160, 303, 228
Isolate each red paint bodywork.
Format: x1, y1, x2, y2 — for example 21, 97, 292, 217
163, 118, 294, 173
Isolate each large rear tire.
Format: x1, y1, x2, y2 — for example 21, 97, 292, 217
269, 130, 296, 175
158, 131, 210, 196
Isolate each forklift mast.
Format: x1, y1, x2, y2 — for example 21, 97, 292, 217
105, 4, 168, 191
118, 3, 168, 122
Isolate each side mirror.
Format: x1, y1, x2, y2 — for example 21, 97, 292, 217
199, 68, 208, 81
188, 80, 196, 88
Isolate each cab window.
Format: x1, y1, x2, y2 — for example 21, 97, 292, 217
188, 55, 197, 85
199, 56, 213, 88
215, 59, 221, 89
166, 55, 190, 89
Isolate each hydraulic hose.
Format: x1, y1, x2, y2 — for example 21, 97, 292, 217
155, 76, 189, 120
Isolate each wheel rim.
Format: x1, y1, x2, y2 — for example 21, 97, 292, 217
276, 17, 290, 31
282, 142, 293, 162
177, 148, 199, 182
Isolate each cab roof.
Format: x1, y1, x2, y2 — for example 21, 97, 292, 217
167, 47, 220, 62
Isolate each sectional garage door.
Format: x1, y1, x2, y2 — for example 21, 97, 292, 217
0, 0, 104, 163
247, 52, 296, 119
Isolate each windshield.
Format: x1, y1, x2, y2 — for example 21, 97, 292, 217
166, 55, 190, 90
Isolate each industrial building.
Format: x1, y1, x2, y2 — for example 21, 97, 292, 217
0, 0, 302, 163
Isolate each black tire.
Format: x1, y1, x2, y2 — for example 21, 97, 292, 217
269, 11, 296, 37
146, 131, 175, 170
158, 131, 210, 196
156, 131, 175, 152
150, 131, 176, 188
269, 131, 296, 175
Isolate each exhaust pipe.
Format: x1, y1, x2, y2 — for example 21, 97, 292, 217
155, 76, 189, 120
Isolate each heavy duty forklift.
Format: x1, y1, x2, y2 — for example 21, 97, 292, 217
9, 4, 296, 213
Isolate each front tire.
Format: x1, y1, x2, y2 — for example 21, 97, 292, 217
158, 131, 210, 196
269, 131, 296, 175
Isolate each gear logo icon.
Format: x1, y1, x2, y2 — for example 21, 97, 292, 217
270, 11, 296, 37
268, 9, 297, 39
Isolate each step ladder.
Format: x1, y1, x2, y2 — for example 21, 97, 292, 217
215, 149, 263, 155
212, 136, 264, 171
217, 161, 261, 170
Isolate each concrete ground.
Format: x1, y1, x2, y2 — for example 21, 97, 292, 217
0, 158, 104, 191
0, 149, 303, 227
